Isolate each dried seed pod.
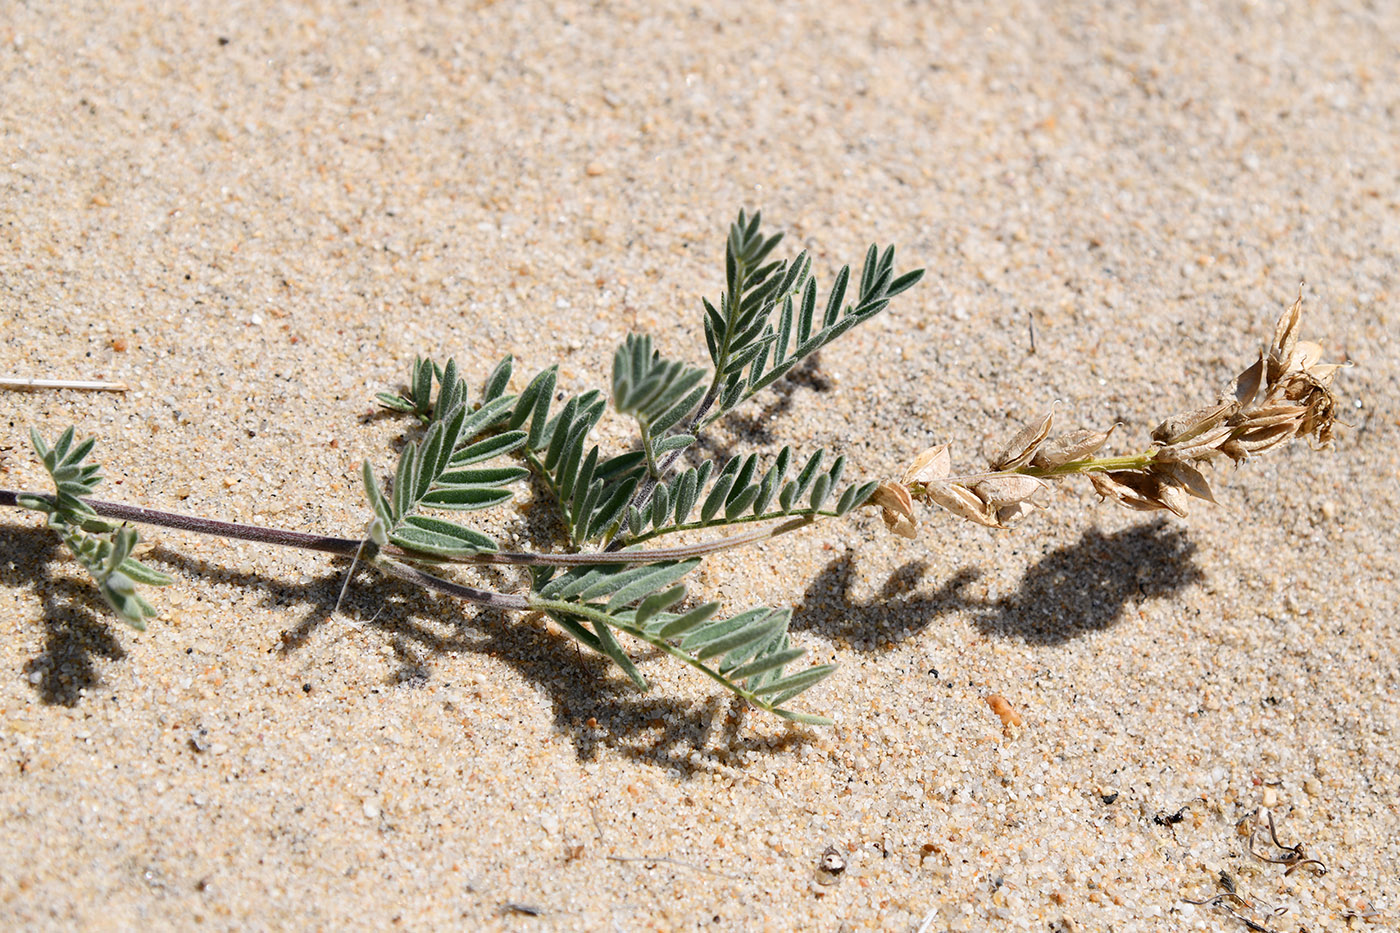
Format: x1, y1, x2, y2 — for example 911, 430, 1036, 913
996, 501, 1039, 526
869, 481, 918, 539
1267, 290, 1305, 383
1152, 401, 1234, 446
1290, 340, 1325, 375
1088, 471, 1172, 513
1152, 477, 1191, 517
1030, 426, 1116, 469
970, 474, 1043, 508
1152, 459, 1217, 503
990, 409, 1054, 470
901, 443, 952, 486
1243, 402, 1309, 430
1218, 438, 1249, 464
1157, 439, 1230, 464
925, 481, 1001, 527
1305, 362, 1343, 387
1229, 423, 1295, 456
1221, 353, 1265, 409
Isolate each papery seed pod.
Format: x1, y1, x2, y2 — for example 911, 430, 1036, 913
1152, 459, 1217, 503
1088, 471, 1171, 514
1218, 439, 1249, 464
1231, 424, 1295, 455
1305, 362, 1343, 387
1157, 420, 1235, 462
869, 481, 918, 539
1221, 353, 1265, 409
1268, 290, 1305, 383
996, 501, 1038, 526
990, 409, 1054, 470
1152, 402, 1234, 446
1030, 426, 1116, 469
1289, 340, 1325, 375
926, 482, 1001, 527
901, 443, 952, 486
1239, 403, 1306, 431
1156, 439, 1230, 464
1153, 476, 1191, 517
971, 475, 1043, 508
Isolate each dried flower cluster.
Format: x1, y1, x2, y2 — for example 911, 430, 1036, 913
873, 291, 1342, 538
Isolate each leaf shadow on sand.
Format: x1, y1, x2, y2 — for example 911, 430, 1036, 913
0, 523, 127, 706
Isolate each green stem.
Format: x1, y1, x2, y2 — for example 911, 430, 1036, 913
621, 509, 838, 548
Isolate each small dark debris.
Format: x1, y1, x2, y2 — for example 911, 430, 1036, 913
1154, 804, 1190, 827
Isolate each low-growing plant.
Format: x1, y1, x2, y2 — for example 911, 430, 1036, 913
1, 211, 1343, 723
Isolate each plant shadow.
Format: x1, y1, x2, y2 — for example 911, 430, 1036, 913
0, 522, 812, 772
792, 518, 1203, 648
0, 523, 127, 706
973, 519, 1205, 644
693, 353, 831, 464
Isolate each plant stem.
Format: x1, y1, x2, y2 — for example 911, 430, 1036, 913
1, 490, 364, 556
1, 489, 819, 569
376, 559, 530, 610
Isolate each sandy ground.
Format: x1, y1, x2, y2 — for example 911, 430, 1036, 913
2, 2, 1397, 930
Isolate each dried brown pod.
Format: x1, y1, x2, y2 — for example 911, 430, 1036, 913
990, 409, 1054, 470
1031, 426, 1116, 469
995, 501, 1039, 526
1221, 353, 1265, 409
1152, 459, 1217, 504
925, 480, 1001, 527
1151, 476, 1193, 517
1152, 401, 1235, 446
869, 481, 918, 539
1089, 471, 1175, 514
900, 443, 952, 485
970, 475, 1043, 508
1267, 290, 1305, 383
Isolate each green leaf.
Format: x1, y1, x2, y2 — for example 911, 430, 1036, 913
391, 516, 498, 557
602, 561, 701, 611
419, 487, 515, 510
834, 480, 876, 516
119, 558, 174, 586
482, 355, 514, 401
692, 611, 786, 663
653, 601, 721, 638
673, 468, 699, 524
724, 484, 760, 520
590, 618, 647, 688
449, 431, 527, 466
748, 664, 836, 699
725, 646, 806, 682
633, 584, 688, 628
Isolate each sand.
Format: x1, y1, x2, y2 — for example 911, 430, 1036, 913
2, 2, 1396, 930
